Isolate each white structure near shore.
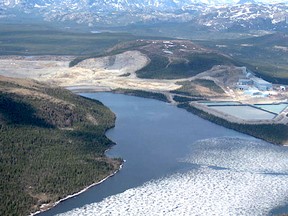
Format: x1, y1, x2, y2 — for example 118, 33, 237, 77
236, 67, 272, 92
251, 77, 273, 91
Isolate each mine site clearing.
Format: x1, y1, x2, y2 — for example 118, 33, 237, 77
0, 40, 287, 126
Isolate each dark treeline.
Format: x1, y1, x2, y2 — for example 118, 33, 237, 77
113, 89, 169, 103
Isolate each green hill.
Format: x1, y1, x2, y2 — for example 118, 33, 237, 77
137, 52, 237, 79
0, 76, 121, 215
75, 39, 239, 80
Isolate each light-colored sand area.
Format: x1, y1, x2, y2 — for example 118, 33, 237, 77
0, 51, 180, 92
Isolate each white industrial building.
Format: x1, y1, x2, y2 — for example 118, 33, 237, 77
251, 77, 272, 91
238, 79, 253, 85
237, 85, 249, 90
236, 73, 273, 92
236, 66, 273, 92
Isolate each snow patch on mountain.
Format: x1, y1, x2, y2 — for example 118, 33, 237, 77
1, 0, 288, 30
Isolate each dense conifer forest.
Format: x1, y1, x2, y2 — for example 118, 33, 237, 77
0, 76, 121, 215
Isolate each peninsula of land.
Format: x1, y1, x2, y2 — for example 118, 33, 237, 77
0, 75, 122, 215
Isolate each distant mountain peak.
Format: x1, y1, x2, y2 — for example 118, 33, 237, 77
1, 0, 288, 31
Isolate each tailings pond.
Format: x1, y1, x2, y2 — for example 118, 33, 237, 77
40, 93, 288, 216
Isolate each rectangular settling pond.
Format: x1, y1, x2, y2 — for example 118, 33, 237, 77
208, 105, 276, 120
254, 103, 288, 114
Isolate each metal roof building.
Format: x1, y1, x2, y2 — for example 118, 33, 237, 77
251, 77, 272, 91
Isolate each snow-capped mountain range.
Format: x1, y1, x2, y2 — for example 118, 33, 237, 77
1, 0, 288, 31
2, 0, 288, 7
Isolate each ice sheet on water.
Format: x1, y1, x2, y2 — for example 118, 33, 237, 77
181, 137, 288, 174
58, 137, 288, 216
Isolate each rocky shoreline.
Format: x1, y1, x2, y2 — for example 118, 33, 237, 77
30, 163, 124, 216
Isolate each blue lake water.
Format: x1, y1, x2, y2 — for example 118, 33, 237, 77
39, 93, 288, 216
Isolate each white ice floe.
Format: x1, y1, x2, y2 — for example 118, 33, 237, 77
182, 137, 288, 174
58, 137, 288, 216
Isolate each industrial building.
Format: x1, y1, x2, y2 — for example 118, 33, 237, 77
237, 73, 273, 92
237, 85, 249, 90
238, 79, 253, 85
251, 77, 272, 91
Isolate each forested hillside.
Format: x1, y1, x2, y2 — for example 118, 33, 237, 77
0, 75, 121, 215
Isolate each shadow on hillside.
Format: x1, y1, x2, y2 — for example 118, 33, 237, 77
0, 94, 54, 128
